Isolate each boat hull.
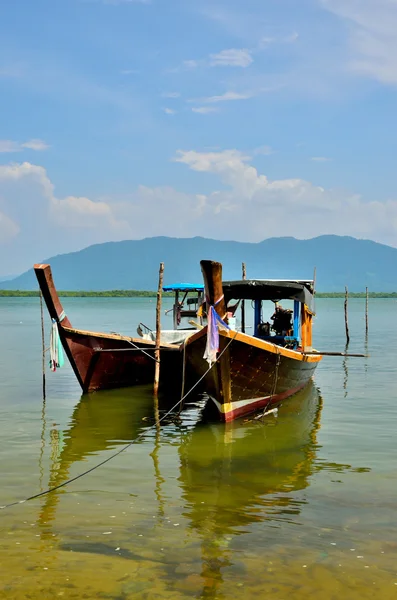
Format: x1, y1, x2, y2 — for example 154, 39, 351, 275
185, 330, 322, 422
60, 326, 182, 393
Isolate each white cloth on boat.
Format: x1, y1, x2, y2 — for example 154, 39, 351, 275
139, 329, 196, 345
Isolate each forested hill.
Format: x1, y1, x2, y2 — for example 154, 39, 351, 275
1, 235, 397, 292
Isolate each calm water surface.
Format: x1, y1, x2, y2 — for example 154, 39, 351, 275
0, 297, 396, 599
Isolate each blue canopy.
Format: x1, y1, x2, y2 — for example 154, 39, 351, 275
163, 283, 204, 292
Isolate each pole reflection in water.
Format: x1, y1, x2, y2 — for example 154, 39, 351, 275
343, 343, 349, 399
37, 385, 155, 533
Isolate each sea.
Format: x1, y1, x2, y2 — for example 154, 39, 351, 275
0, 296, 396, 599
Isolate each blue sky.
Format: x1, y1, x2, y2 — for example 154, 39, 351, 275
1, 0, 397, 275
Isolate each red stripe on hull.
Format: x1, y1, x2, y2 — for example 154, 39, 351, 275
217, 382, 309, 422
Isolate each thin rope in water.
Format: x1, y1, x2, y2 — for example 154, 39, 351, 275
0, 331, 238, 512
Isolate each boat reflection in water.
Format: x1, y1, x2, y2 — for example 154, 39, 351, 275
36, 380, 362, 598
177, 382, 324, 597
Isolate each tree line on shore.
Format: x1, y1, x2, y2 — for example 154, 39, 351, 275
1, 290, 397, 298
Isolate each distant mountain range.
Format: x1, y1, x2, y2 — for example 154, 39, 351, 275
1, 235, 396, 292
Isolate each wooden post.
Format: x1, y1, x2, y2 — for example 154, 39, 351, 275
154, 262, 164, 397
344, 286, 350, 345
241, 262, 246, 333
39, 290, 46, 400
365, 287, 369, 336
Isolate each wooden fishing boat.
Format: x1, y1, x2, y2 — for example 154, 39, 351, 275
34, 263, 183, 393
184, 260, 323, 422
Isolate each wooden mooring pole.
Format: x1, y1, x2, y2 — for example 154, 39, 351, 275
241, 262, 246, 333
365, 286, 369, 336
154, 262, 164, 397
344, 286, 350, 345
39, 290, 46, 400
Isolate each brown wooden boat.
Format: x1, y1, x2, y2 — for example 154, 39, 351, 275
34, 263, 183, 393
184, 260, 323, 422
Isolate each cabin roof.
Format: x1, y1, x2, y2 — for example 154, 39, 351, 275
223, 279, 315, 308
163, 283, 204, 292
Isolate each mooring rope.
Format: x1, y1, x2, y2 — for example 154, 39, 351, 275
125, 338, 160, 363
0, 331, 238, 512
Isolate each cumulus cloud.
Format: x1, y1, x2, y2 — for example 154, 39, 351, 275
209, 48, 253, 68
2, 150, 397, 273
0, 162, 127, 228
173, 149, 397, 244
163, 107, 176, 115
0, 162, 130, 272
0, 139, 49, 153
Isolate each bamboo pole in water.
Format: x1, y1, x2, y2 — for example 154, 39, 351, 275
344, 286, 350, 344
39, 290, 46, 400
154, 262, 164, 397
365, 286, 369, 335
241, 262, 246, 333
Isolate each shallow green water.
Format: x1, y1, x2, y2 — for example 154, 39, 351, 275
0, 297, 396, 599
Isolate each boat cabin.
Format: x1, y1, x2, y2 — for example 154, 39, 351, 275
223, 279, 316, 352
162, 283, 205, 330
137, 283, 205, 345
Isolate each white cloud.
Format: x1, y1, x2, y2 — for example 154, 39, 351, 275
2, 150, 397, 272
0, 141, 20, 153
192, 107, 218, 114
0, 211, 20, 243
209, 48, 253, 68
0, 163, 123, 227
172, 148, 397, 245
22, 139, 50, 151
311, 156, 331, 162
203, 91, 254, 103
0, 162, 130, 270
183, 60, 199, 70
320, 0, 397, 84
163, 107, 176, 115
0, 139, 49, 153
